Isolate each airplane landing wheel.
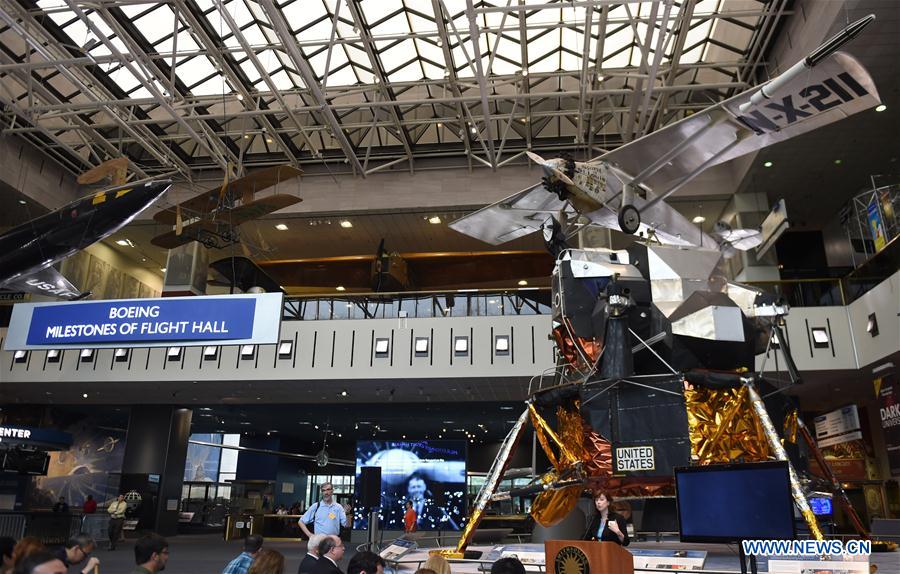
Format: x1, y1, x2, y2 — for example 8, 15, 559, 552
618, 205, 640, 235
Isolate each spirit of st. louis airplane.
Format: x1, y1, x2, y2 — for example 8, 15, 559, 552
450, 15, 879, 256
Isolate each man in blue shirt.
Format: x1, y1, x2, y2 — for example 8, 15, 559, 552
222, 535, 263, 574
298, 483, 347, 538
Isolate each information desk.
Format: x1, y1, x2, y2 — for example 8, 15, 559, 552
224, 514, 303, 541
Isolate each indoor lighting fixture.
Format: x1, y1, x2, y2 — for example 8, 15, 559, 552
80, 349, 94, 362
692, 216, 706, 223
203, 346, 218, 360
82, 393, 89, 399
414, 337, 429, 356
875, 104, 887, 112
278, 340, 293, 357
336, 286, 346, 292
18, 199, 26, 205
518, 280, 528, 286
240, 345, 255, 359
428, 216, 442, 224
340, 390, 348, 397
811, 328, 829, 348
115, 239, 134, 247
47, 349, 61, 363
454, 336, 469, 356
167, 347, 182, 361
763, 161, 773, 168
374, 338, 390, 357
13, 350, 27, 363
436, 122, 442, 128
495, 335, 510, 355
160, 267, 167, 273
340, 220, 353, 228
866, 313, 879, 337
114, 348, 129, 362
275, 223, 288, 231
266, 138, 273, 144
834, 159, 842, 165
236, 93, 244, 101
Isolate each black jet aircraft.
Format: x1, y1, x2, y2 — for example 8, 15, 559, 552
0, 180, 171, 299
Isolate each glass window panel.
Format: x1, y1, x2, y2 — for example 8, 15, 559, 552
316, 299, 332, 320
326, 65, 359, 86
155, 31, 200, 53
240, 59, 263, 82
241, 24, 267, 47
398, 298, 416, 318
270, 69, 295, 90
386, 59, 421, 82
361, 0, 401, 25
136, 7, 176, 44
371, 11, 410, 35
191, 74, 230, 96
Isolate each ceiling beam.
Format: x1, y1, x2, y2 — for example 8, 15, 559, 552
258, 0, 365, 177
464, 0, 497, 169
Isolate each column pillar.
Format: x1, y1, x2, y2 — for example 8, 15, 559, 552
120, 406, 192, 536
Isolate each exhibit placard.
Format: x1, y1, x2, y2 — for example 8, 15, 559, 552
613, 445, 656, 472
3, 293, 283, 350
814, 405, 862, 448
875, 366, 900, 476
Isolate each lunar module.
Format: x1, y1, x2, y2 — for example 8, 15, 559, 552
442, 240, 870, 558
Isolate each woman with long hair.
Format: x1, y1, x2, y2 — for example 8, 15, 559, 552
583, 491, 629, 546
248, 548, 285, 574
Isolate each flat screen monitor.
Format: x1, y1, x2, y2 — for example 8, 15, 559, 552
809, 497, 833, 516
1, 450, 50, 475
675, 461, 795, 543
354, 440, 466, 531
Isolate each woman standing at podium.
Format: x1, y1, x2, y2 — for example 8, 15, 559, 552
583, 492, 629, 546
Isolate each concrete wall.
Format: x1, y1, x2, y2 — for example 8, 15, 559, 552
0, 134, 80, 208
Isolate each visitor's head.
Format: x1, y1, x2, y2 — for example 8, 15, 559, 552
422, 555, 452, 574
63, 534, 94, 565
134, 533, 168, 572
243, 534, 263, 555
247, 548, 284, 574
346, 550, 385, 574
490, 557, 526, 574
306, 534, 325, 557
316, 535, 344, 562
0, 536, 15, 571
11, 537, 44, 567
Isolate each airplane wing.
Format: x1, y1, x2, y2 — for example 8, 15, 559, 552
597, 52, 879, 191
151, 220, 224, 249
212, 194, 301, 226
716, 228, 764, 251
155, 165, 302, 224
3, 266, 85, 300
448, 183, 568, 245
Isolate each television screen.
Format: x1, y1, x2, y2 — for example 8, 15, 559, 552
1, 450, 50, 475
676, 461, 795, 543
809, 497, 833, 516
354, 440, 466, 531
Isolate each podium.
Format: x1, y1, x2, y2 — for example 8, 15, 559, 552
545, 540, 633, 574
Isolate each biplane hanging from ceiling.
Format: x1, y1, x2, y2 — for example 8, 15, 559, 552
151, 165, 303, 250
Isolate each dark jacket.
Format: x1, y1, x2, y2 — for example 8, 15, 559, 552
310, 556, 342, 574
583, 511, 630, 546
298, 553, 318, 574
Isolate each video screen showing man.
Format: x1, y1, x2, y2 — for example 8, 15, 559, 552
354, 440, 466, 531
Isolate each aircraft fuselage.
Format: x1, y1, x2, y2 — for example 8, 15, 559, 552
0, 180, 170, 287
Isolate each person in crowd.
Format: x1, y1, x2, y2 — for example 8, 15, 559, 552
51, 497, 68, 513
345, 551, 385, 574
421, 555, 451, 574
403, 501, 417, 534
298, 533, 324, 574
582, 491, 629, 546
107, 494, 128, 550
247, 549, 284, 574
11, 550, 66, 574
310, 536, 343, 574
413, 570, 436, 574
81, 496, 96, 515
298, 483, 346, 539
222, 535, 263, 574
1, 536, 15, 574
130, 533, 168, 574
490, 557, 526, 574
10, 538, 44, 569
52, 534, 99, 574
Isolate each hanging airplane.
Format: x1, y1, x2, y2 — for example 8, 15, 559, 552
151, 165, 303, 250
0, 180, 171, 300
449, 15, 879, 254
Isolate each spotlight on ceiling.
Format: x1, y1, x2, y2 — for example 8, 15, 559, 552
336, 286, 346, 292
275, 223, 288, 231
428, 216, 442, 224
518, 280, 528, 286
875, 104, 887, 112
763, 161, 773, 168
340, 220, 353, 228
692, 216, 706, 223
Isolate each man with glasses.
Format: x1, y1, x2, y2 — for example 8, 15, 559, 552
52, 534, 100, 574
310, 536, 343, 574
130, 532, 169, 574
298, 483, 346, 539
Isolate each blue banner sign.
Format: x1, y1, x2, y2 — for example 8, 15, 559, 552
0, 425, 73, 449
4, 293, 283, 350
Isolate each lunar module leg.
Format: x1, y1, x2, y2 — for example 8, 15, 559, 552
437, 407, 531, 558
744, 379, 824, 540
797, 418, 869, 538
